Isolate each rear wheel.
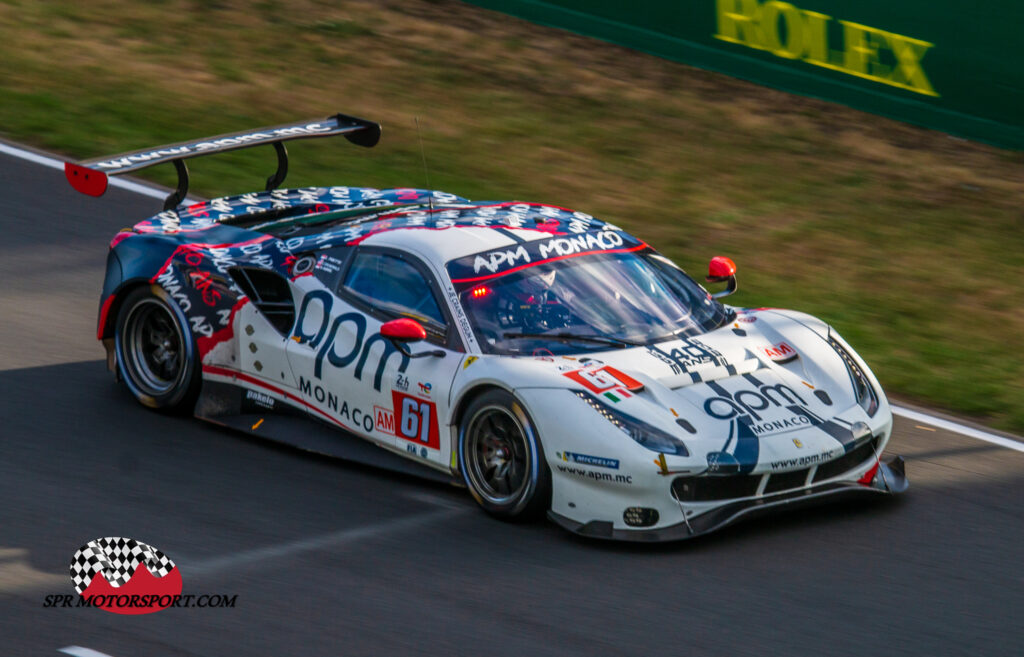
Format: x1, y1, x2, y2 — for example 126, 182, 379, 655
458, 389, 551, 519
114, 286, 201, 412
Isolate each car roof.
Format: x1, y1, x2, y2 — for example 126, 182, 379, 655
339, 202, 623, 263
132, 186, 634, 265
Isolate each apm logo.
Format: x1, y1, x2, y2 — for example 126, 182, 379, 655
68, 537, 182, 615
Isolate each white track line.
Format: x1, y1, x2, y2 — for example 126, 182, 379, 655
58, 647, 116, 657
0, 141, 197, 202
187, 507, 463, 576
892, 405, 1024, 453
1, 139, 1022, 454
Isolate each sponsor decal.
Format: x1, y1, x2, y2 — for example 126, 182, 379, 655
714, 0, 937, 96
703, 378, 807, 424
43, 537, 237, 614
557, 451, 620, 470
374, 405, 395, 435
471, 245, 531, 275
760, 341, 797, 362
443, 280, 477, 350
394, 374, 410, 392
749, 416, 812, 434
563, 365, 643, 403
313, 254, 343, 274
93, 122, 336, 171
447, 229, 643, 283
299, 377, 375, 433
245, 389, 275, 410
770, 448, 841, 470
462, 356, 479, 369
701, 375, 813, 475
646, 337, 726, 374
555, 464, 633, 485
417, 381, 432, 397
294, 290, 409, 392
700, 373, 865, 474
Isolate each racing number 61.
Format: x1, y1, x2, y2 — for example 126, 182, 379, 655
400, 397, 431, 444
393, 391, 440, 449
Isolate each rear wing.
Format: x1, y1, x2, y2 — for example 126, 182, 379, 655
64, 113, 381, 211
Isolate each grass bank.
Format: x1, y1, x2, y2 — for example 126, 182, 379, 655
1, 0, 1021, 431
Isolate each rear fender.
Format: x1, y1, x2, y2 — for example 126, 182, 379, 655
98, 234, 243, 365
98, 235, 184, 340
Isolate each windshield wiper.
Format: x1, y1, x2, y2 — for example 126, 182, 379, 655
502, 332, 643, 349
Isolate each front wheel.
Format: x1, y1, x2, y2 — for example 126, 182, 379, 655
114, 285, 201, 413
458, 389, 551, 520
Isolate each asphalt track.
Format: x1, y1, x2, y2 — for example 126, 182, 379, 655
0, 147, 1021, 657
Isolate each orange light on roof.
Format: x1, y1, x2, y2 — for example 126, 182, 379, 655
471, 286, 491, 299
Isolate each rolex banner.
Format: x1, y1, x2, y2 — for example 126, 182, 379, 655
464, 0, 1024, 149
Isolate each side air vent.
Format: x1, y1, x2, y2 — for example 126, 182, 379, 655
229, 267, 296, 335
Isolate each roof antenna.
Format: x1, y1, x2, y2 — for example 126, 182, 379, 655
415, 117, 433, 212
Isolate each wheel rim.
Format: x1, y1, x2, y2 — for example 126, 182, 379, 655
465, 405, 532, 506
123, 299, 186, 396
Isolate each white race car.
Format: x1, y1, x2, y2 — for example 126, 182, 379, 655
66, 114, 907, 541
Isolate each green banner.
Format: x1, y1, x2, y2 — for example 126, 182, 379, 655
464, 0, 1024, 149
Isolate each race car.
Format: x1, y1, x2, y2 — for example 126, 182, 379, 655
64, 112, 907, 541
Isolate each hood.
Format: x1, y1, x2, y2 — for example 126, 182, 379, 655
491, 309, 880, 475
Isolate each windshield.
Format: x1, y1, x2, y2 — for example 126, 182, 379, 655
449, 248, 731, 355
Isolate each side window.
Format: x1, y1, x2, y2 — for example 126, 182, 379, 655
341, 251, 447, 327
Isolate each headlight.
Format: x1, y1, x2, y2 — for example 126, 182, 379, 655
573, 391, 689, 456
827, 330, 879, 417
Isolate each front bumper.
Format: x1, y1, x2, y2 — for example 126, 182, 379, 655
548, 455, 908, 542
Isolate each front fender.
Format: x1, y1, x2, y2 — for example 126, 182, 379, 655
517, 386, 690, 533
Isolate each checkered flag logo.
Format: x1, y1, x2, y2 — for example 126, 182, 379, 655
69, 537, 176, 594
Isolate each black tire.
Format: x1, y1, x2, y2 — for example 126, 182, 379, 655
458, 389, 551, 520
114, 285, 201, 413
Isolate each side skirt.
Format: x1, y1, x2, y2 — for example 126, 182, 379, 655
195, 378, 460, 486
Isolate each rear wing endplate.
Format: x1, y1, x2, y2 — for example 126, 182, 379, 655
64, 113, 381, 210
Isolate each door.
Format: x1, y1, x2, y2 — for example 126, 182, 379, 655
286, 246, 463, 469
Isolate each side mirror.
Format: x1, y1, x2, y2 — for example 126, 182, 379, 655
381, 318, 427, 342
380, 318, 445, 359
706, 256, 737, 299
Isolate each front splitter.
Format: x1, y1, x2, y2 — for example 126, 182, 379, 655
548, 455, 908, 542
